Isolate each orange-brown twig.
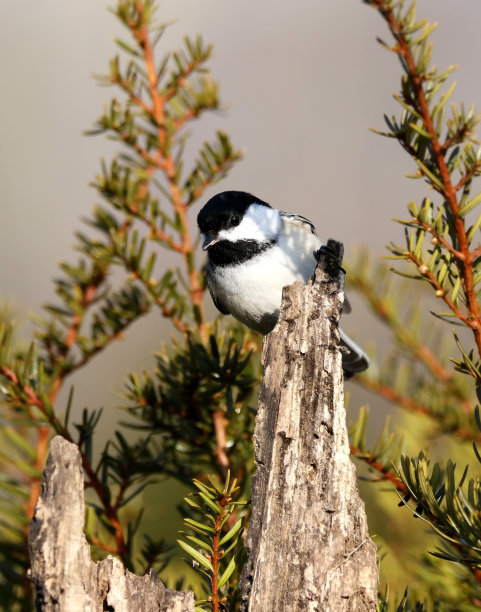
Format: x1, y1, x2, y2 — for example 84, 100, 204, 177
356, 374, 480, 442
1, 366, 129, 559
349, 445, 406, 493
212, 410, 230, 473
25, 426, 49, 521
133, 2, 207, 341
210, 493, 231, 612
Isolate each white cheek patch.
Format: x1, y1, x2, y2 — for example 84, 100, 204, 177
218, 203, 281, 243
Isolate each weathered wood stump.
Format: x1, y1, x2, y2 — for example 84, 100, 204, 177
28, 436, 195, 612
239, 240, 378, 611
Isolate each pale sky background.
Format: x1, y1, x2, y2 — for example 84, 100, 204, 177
1, 1, 480, 420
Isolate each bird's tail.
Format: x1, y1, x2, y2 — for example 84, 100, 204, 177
339, 329, 370, 378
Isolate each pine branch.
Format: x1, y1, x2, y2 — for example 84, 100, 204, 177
349, 445, 407, 493
366, 0, 481, 360
127, 1, 208, 339
0, 363, 129, 559
346, 253, 477, 440
178, 473, 246, 611
349, 406, 407, 492
396, 449, 481, 593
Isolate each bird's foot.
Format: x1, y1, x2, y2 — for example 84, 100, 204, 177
314, 245, 346, 274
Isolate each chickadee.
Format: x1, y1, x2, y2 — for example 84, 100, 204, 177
197, 191, 369, 377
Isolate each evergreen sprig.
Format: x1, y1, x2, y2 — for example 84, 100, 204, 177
346, 252, 477, 442
365, 0, 481, 370
377, 588, 424, 612
122, 329, 260, 481
392, 422, 481, 609
358, 1, 481, 606
178, 472, 247, 612
349, 406, 407, 493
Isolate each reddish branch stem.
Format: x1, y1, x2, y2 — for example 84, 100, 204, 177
1, 366, 128, 558
89, 534, 122, 555
406, 251, 471, 323
350, 442, 481, 596
352, 274, 456, 384
134, 1, 207, 342
212, 411, 230, 473
133, 1, 227, 470
349, 445, 406, 493
24, 281, 102, 524
211, 494, 229, 612
357, 374, 480, 441
25, 427, 49, 521
415, 218, 466, 262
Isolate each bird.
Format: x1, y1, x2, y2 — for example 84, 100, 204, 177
197, 191, 369, 377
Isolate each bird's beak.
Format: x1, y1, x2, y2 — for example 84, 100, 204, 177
202, 232, 219, 251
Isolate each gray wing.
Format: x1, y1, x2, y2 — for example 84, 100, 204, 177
280, 210, 352, 314
279, 211, 318, 236
206, 266, 230, 315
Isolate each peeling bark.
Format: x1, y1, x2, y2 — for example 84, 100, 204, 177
28, 436, 195, 612
239, 240, 379, 611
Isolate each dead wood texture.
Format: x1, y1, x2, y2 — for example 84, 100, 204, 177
28, 435, 195, 612
239, 240, 379, 612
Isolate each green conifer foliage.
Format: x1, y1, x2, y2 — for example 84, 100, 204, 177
3, 1, 481, 610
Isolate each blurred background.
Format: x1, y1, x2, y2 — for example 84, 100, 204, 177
1, 0, 481, 597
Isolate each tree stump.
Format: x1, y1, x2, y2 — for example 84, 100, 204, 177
28, 436, 195, 612
239, 240, 378, 611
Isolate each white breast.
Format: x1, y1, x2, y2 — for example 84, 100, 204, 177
208, 218, 323, 334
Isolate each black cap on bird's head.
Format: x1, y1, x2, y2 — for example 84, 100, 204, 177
197, 191, 271, 250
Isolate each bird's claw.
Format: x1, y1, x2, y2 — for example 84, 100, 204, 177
314, 245, 346, 274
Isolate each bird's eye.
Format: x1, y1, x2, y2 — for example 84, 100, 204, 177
231, 214, 241, 227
